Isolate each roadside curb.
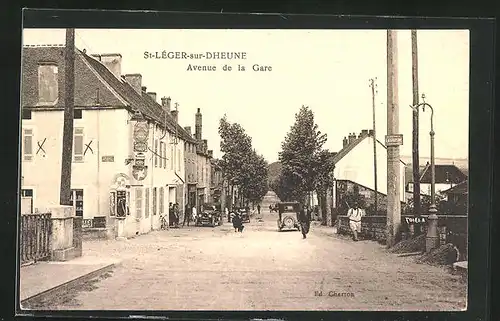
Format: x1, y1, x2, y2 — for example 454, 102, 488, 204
20, 261, 120, 307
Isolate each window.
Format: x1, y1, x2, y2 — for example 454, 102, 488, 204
153, 187, 157, 215
70, 189, 84, 217
21, 189, 34, 214
158, 141, 163, 168
154, 140, 158, 167
135, 188, 143, 219
170, 146, 174, 169
23, 129, 33, 161
38, 64, 58, 105
159, 187, 164, 214
22, 108, 32, 120
74, 109, 82, 119
74, 128, 84, 162
163, 143, 166, 169
145, 188, 150, 218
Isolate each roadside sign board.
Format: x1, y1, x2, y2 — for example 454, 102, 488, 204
385, 134, 403, 146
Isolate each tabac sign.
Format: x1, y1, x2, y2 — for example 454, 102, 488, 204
385, 134, 403, 147
130, 110, 149, 180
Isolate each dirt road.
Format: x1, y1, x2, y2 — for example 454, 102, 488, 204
34, 211, 466, 311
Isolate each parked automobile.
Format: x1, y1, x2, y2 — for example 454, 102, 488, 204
196, 204, 222, 227
276, 202, 300, 232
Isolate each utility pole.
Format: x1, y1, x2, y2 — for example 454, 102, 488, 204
386, 30, 402, 248
411, 29, 422, 235
369, 78, 378, 216
59, 28, 75, 206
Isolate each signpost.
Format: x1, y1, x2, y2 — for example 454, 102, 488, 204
385, 134, 403, 147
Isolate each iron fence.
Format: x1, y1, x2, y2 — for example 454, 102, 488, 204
20, 213, 52, 264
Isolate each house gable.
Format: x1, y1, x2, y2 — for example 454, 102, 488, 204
419, 164, 467, 185
21, 46, 127, 108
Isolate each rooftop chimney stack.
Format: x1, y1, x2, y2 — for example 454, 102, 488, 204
161, 96, 171, 112
171, 110, 179, 123
348, 133, 356, 144
141, 86, 147, 93
147, 92, 157, 102
124, 74, 142, 94
99, 53, 122, 79
342, 137, 348, 148
195, 108, 202, 141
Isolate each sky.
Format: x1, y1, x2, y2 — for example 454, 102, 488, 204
22, 29, 470, 163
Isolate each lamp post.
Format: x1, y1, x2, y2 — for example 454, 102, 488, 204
409, 93, 438, 252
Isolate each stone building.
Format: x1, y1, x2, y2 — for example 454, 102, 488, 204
20, 45, 195, 239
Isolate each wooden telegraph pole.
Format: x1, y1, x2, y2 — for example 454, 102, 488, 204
369, 78, 378, 215
386, 30, 402, 248
59, 28, 76, 205
411, 29, 422, 235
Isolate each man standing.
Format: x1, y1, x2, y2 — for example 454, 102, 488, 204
257, 204, 261, 215
183, 203, 191, 226
298, 203, 311, 239
192, 205, 197, 226
347, 201, 364, 241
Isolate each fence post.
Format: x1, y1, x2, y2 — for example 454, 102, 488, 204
50, 205, 77, 261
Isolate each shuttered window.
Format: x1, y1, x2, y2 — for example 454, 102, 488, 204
23, 129, 33, 161
145, 188, 150, 218
74, 128, 84, 162
154, 140, 158, 167
153, 187, 157, 215
163, 143, 167, 169
135, 188, 143, 219
159, 187, 164, 214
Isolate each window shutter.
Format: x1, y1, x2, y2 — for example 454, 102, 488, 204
135, 188, 143, 219
154, 140, 158, 167
23, 129, 33, 161
163, 143, 166, 169
74, 128, 84, 162
145, 188, 150, 218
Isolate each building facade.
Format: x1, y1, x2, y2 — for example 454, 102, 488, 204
20, 45, 195, 238
330, 129, 406, 217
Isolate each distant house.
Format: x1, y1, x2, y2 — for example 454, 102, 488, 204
329, 129, 406, 215
406, 163, 468, 196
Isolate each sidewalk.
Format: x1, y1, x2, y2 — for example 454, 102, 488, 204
20, 255, 121, 304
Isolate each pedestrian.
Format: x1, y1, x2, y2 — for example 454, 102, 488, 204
192, 205, 197, 225
168, 203, 174, 227
257, 204, 261, 215
298, 203, 311, 239
224, 207, 229, 221
347, 201, 365, 241
232, 211, 240, 232
183, 203, 191, 226
269, 204, 272, 213
174, 203, 180, 227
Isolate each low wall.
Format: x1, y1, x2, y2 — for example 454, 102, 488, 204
338, 214, 468, 260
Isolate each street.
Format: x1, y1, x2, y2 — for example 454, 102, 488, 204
31, 210, 466, 311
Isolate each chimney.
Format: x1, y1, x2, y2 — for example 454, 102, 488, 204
161, 96, 171, 112
342, 137, 348, 148
195, 108, 202, 140
147, 92, 157, 102
99, 53, 122, 79
141, 86, 147, 93
124, 74, 142, 94
368, 129, 374, 136
184, 126, 192, 136
361, 129, 369, 136
171, 110, 178, 123
348, 133, 356, 144
203, 139, 208, 153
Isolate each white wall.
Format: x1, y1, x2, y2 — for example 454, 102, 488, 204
333, 137, 406, 202
21, 108, 130, 217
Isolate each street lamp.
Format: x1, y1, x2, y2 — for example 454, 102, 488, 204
409, 93, 439, 252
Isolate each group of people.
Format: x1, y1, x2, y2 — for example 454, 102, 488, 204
168, 203, 181, 228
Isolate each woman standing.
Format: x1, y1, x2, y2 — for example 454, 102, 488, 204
298, 204, 311, 239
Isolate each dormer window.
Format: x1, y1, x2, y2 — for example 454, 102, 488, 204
37, 63, 58, 106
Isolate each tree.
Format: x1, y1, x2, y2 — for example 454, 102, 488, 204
218, 116, 269, 208
312, 150, 336, 225
278, 105, 327, 204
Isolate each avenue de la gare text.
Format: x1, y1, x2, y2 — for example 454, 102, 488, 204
186, 64, 272, 72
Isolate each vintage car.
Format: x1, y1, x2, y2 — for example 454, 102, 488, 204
277, 202, 301, 232
196, 204, 222, 227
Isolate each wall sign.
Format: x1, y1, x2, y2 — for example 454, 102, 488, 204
385, 134, 403, 146
102, 155, 115, 162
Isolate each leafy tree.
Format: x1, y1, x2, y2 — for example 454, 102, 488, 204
218, 116, 269, 208
277, 105, 327, 204
312, 150, 336, 225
